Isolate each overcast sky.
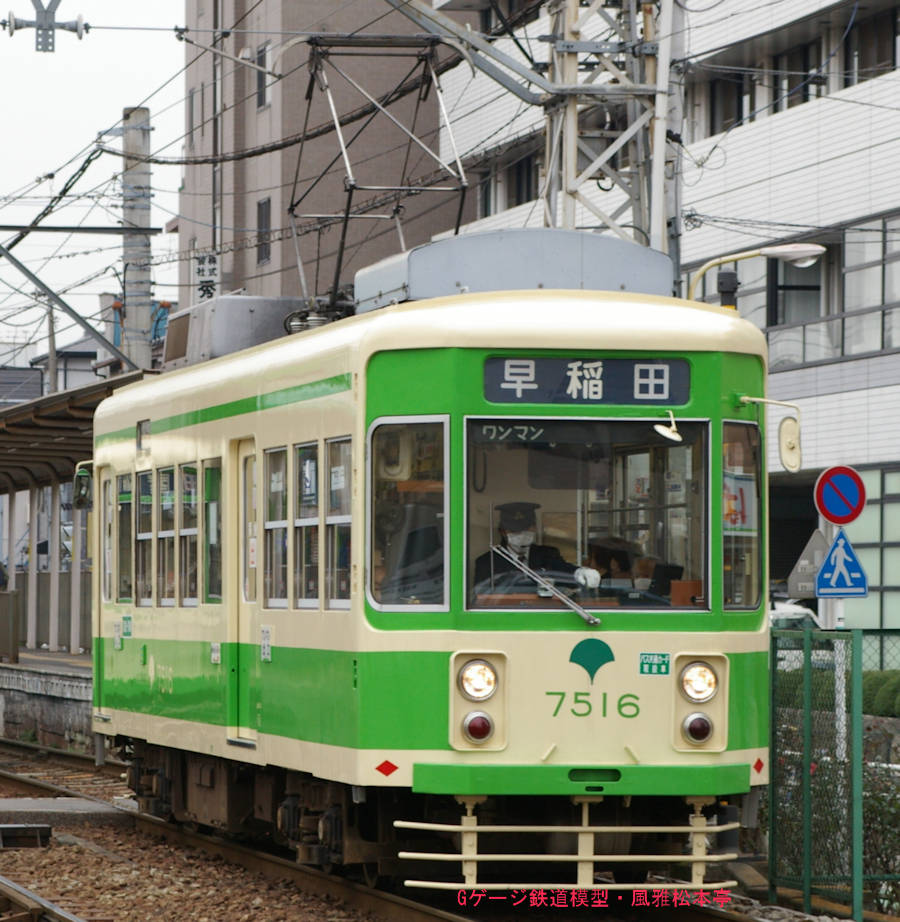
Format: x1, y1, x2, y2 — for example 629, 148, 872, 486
0, 1, 185, 362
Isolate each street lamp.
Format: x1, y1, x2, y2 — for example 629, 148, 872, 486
687, 243, 827, 303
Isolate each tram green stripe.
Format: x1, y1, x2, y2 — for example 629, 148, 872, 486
94, 639, 451, 750
95, 373, 351, 446
727, 650, 768, 750
412, 763, 751, 796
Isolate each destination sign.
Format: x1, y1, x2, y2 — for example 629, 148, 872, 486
484, 358, 690, 405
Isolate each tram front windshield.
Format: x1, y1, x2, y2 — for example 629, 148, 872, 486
467, 419, 707, 609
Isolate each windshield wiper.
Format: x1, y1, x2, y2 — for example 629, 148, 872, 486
490, 545, 600, 626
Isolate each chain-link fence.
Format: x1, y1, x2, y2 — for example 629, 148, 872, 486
770, 628, 900, 918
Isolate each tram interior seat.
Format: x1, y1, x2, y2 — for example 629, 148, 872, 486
377, 503, 443, 603
649, 563, 683, 597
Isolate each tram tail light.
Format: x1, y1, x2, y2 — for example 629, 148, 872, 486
682, 713, 714, 744
463, 711, 494, 743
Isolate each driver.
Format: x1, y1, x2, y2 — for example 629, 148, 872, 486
474, 502, 601, 589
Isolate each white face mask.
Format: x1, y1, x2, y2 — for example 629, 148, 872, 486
506, 530, 535, 551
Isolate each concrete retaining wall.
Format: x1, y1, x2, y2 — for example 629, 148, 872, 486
0, 665, 92, 751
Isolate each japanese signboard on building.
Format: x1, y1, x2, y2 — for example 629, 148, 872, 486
194, 253, 219, 302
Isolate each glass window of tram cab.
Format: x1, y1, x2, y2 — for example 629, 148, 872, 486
466, 419, 709, 610
366, 417, 764, 614
365, 416, 727, 612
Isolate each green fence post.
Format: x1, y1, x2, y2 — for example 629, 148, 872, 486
851, 630, 863, 922
802, 627, 812, 915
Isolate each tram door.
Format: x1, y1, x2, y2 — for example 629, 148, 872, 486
233, 438, 258, 743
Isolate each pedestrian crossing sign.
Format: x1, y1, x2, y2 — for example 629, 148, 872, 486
816, 528, 868, 598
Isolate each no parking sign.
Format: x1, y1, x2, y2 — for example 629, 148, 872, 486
814, 466, 866, 525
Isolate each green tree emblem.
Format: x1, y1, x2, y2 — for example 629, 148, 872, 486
569, 638, 615, 683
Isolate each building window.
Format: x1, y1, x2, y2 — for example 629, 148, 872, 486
480, 0, 541, 31
187, 88, 195, 149
256, 42, 270, 108
774, 40, 824, 112
845, 10, 897, 86
257, 197, 271, 264
842, 467, 900, 647
295, 443, 319, 607
326, 438, 352, 608
264, 447, 288, 608
476, 171, 493, 219
709, 74, 751, 133
506, 153, 538, 207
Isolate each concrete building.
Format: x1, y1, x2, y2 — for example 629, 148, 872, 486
433, 0, 899, 633
176, 1, 472, 306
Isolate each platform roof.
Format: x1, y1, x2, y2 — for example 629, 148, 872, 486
0, 371, 147, 493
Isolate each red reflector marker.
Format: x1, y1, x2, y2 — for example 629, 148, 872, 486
683, 713, 713, 744
463, 712, 494, 742
376, 760, 398, 776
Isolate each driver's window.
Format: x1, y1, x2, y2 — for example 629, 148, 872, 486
369, 418, 447, 609
467, 419, 707, 610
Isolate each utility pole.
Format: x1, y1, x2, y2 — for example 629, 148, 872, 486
46, 299, 57, 393
384, 0, 680, 265
121, 107, 153, 369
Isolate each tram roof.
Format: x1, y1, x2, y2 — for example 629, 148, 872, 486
0, 370, 148, 494
94, 290, 767, 435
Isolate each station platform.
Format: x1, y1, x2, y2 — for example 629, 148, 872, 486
8, 649, 92, 677
0, 799, 132, 826
0, 649, 93, 751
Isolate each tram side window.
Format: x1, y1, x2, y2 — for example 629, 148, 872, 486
101, 477, 113, 601
136, 471, 153, 605
180, 464, 198, 606
723, 422, 762, 609
370, 420, 446, 607
264, 447, 288, 608
326, 438, 352, 608
295, 443, 319, 607
117, 474, 133, 601
158, 467, 176, 606
204, 459, 222, 603
243, 452, 258, 602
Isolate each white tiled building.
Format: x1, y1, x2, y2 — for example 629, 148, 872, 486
437, 0, 900, 632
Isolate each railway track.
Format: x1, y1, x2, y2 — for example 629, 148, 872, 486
0, 875, 87, 922
0, 739, 826, 922
0, 739, 470, 922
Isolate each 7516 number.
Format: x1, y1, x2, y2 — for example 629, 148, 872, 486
545, 690, 640, 718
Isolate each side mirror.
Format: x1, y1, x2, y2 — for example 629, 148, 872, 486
73, 463, 93, 509
778, 416, 802, 473
739, 396, 802, 474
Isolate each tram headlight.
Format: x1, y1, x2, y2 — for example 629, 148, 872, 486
680, 661, 718, 703
458, 659, 498, 701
